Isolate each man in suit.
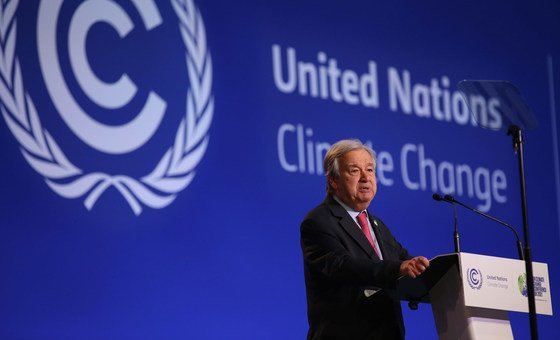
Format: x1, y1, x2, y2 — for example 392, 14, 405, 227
301, 139, 430, 339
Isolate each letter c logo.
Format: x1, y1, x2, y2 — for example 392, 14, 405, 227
37, 0, 166, 154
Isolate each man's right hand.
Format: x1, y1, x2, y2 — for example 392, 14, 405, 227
399, 256, 430, 278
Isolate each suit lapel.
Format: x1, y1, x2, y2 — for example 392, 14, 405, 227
326, 196, 378, 259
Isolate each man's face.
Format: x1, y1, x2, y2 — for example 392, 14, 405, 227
330, 149, 377, 211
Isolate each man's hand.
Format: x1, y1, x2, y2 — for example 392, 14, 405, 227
399, 256, 430, 278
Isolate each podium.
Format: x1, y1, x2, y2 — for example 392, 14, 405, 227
397, 252, 553, 339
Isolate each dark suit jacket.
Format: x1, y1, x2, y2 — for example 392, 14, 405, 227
301, 195, 412, 340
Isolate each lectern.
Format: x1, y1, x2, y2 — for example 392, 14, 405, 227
397, 252, 552, 339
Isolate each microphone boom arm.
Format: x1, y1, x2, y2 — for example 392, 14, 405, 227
443, 194, 524, 260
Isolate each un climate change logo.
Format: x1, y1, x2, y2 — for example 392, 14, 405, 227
518, 273, 528, 297
0, 0, 213, 215
467, 268, 483, 290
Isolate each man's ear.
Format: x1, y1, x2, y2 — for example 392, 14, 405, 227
328, 176, 337, 192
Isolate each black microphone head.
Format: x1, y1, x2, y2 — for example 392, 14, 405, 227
432, 193, 443, 201
443, 194, 455, 203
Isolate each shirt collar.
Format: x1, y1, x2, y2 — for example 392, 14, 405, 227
333, 195, 368, 221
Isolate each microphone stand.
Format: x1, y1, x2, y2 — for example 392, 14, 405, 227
432, 194, 461, 253
508, 125, 538, 340
443, 195, 524, 261
452, 202, 460, 253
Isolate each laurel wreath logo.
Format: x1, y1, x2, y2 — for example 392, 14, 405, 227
467, 267, 483, 290
0, 0, 213, 215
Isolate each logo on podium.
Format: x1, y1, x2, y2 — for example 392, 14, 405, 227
467, 267, 483, 290
518, 273, 528, 297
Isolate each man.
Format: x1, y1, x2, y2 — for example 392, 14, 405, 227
300, 139, 429, 339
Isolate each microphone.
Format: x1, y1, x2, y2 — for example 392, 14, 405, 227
442, 194, 524, 260
432, 194, 460, 253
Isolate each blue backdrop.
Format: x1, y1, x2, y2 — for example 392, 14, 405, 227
1, 0, 559, 338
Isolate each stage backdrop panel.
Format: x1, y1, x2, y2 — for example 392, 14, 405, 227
1, 0, 559, 338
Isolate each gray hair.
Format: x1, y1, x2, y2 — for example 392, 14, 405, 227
324, 139, 376, 194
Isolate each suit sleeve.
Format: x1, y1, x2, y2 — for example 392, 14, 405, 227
301, 215, 403, 289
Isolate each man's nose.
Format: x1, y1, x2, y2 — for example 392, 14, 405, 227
359, 170, 369, 180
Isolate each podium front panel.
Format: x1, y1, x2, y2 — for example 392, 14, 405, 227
459, 252, 553, 315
